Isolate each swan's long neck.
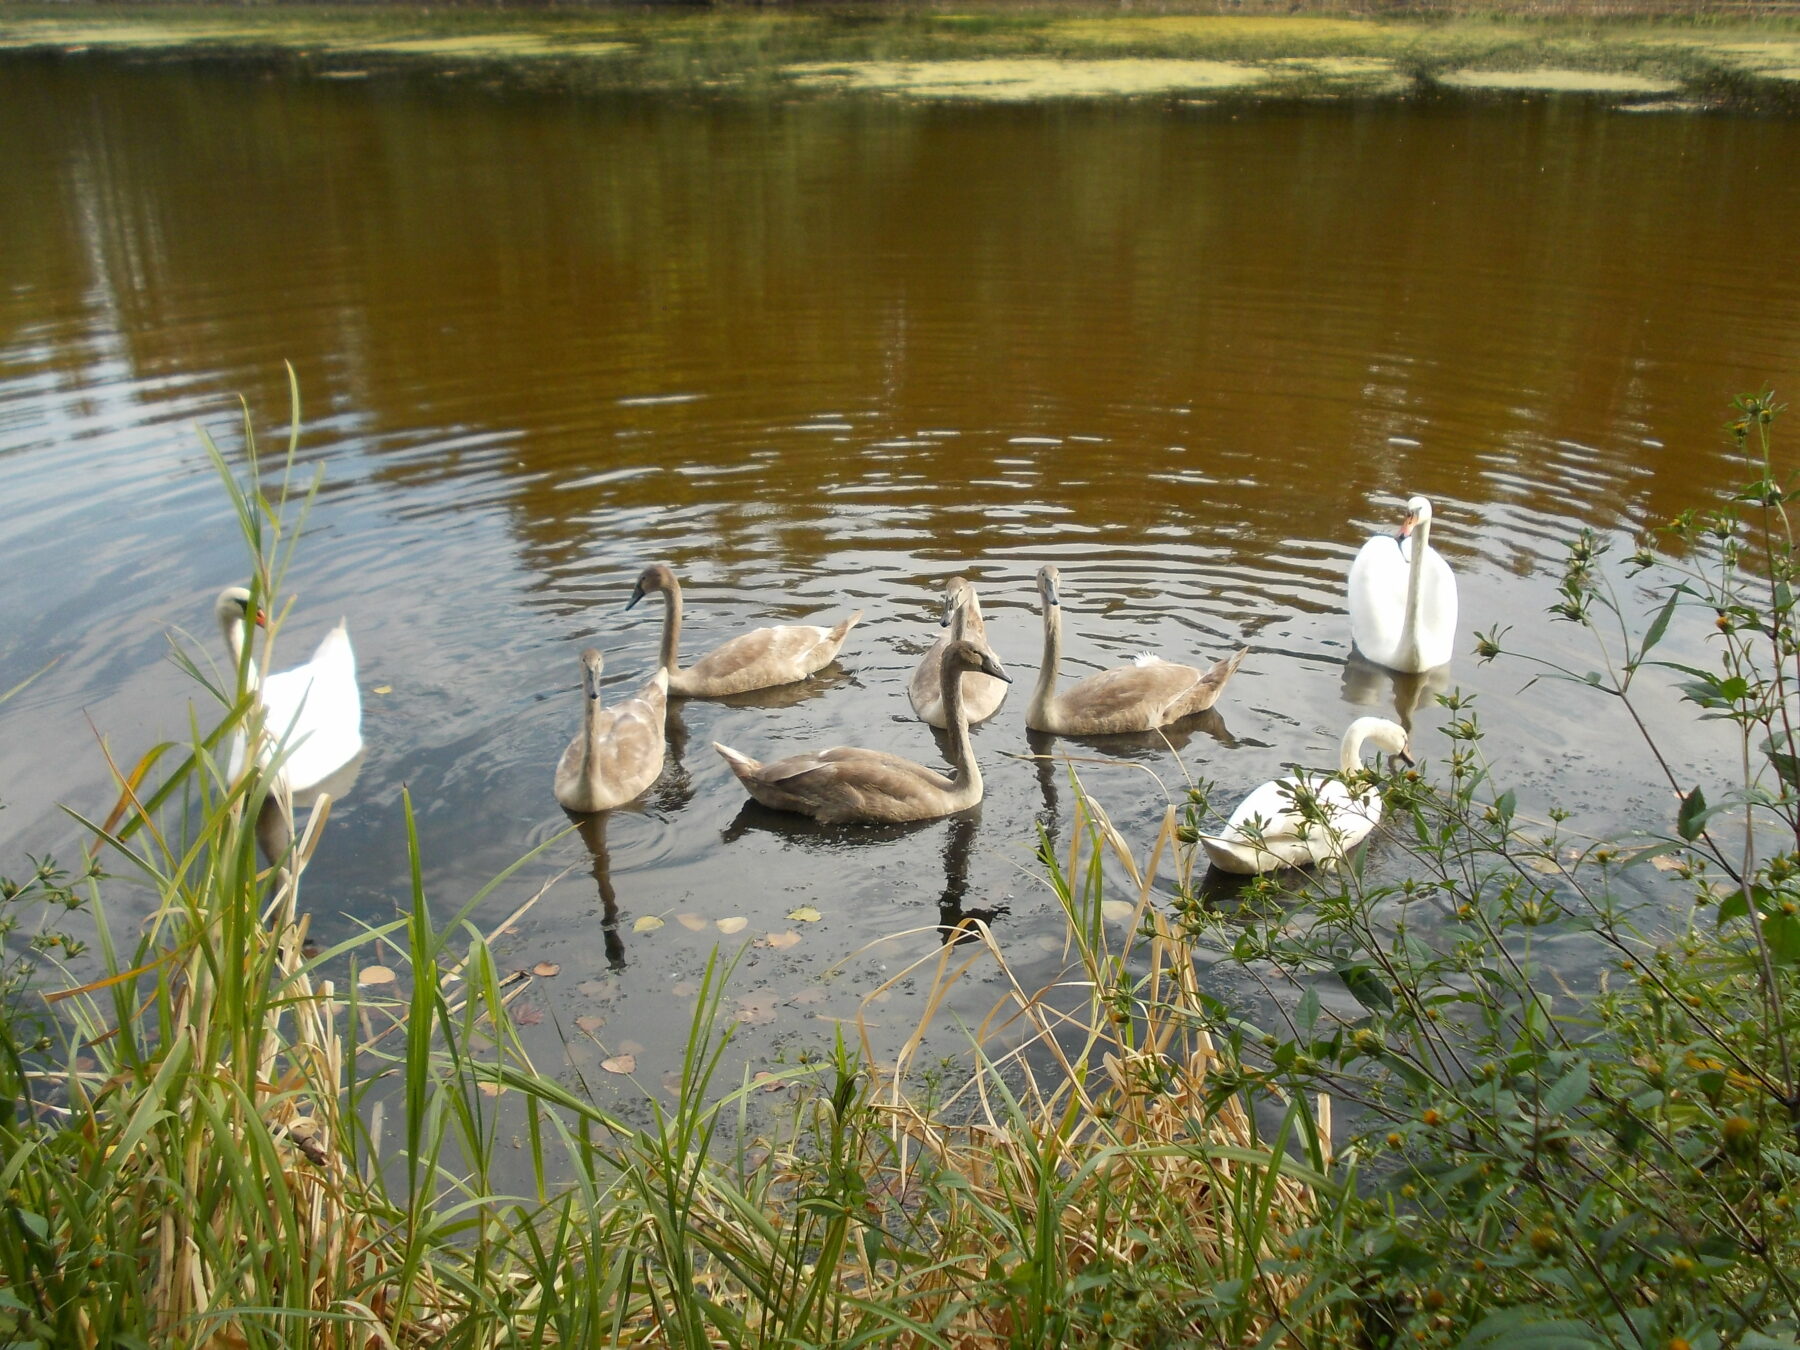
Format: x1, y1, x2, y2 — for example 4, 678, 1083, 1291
942, 657, 981, 803
1028, 601, 1063, 731
656, 583, 685, 676
1338, 723, 1369, 775
1397, 517, 1429, 671
219, 614, 261, 691
579, 677, 606, 784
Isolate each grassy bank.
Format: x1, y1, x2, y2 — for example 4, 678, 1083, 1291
3, 3, 1800, 105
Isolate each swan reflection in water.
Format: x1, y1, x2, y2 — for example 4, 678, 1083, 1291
1340, 652, 1449, 732
660, 666, 858, 812
569, 810, 628, 971
1024, 707, 1240, 847
718, 800, 1007, 944
935, 808, 1009, 945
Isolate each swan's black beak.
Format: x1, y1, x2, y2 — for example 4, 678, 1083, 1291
625, 582, 646, 612
982, 654, 1012, 683
1396, 746, 1416, 768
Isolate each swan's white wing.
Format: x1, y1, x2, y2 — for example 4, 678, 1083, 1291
1348, 534, 1411, 669
1214, 775, 1382, 871
1413, 546, 1459, 669
255, 621, 363, 792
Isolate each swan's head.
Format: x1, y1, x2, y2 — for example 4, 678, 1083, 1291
1400, 497, 1434, 539
939, 575, 973, 628
626, 562, 677, 611
1347, 716, 1413, 766
1036, 564, 1061, 609
944, 638, 1011, 684
578, 647, 605, 700
214, 586, 265, 630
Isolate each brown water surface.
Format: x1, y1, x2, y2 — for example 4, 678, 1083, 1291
4, 54, 1799, 1091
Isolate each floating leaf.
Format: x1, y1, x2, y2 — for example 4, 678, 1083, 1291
736, 995, 779, 1027
661, 1071, 684, 1097
633, 915, 665, 934
577, 979, 614, 998
790, 988, 826, 1005
761, 931, 802, 950
716, 916, 749, 935
574, 1014, 605, 1034
358, 966, 396, 987
1520, 855, 1562, 876
1650, 854, 1685, 873
372, 685, 393, 695
532, 962, 561, 978
1100, 900, 1135, 924
513, 1003, 544, 1026
601, 1054, 636, 1075
787, 905, 823, 923
478, 1081, 504, 1098
676, 913, 709, 932
617, 1038, 645, 1056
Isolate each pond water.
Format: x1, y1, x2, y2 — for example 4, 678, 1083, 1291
5, 53, 1800, 1102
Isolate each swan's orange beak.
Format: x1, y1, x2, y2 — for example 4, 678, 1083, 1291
254, 609, 268, 628
1399, 512, 1419, 539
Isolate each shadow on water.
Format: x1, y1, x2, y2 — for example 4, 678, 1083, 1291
1339, 653, 1451, 732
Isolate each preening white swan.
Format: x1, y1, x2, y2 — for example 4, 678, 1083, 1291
1348, 496, 1458, 672
1200, 716, 1412, 875
553, 648, 670, 813
627, 562, 862, 698
908, 576, 1008, 729
216, 586, 362, 793
1026, 564, 1247, 736
713, 637, 1009, 825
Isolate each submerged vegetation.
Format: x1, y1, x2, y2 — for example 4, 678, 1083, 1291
6, 391, 1800, 1344
3, 4, 1800, 107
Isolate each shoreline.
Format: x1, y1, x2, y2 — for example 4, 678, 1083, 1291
4, 4, 1800, 106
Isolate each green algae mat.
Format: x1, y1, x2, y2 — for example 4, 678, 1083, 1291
2, 5, 1799, 104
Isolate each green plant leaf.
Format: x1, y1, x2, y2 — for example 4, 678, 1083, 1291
1637, 585, 1685, 659
1763, 911, 1800, 965
1541, 1061, 1590, 1118
1678, 785, 1707, 841
1338, 964, 1393, 1013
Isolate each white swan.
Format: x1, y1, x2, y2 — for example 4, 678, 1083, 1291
1026, 565, 1247, 736
908, 576, 1008, 729
714, 638, 1009, 825
216, 587, 362, 793
1199, 717, 1412, 875
554, 648, 670, 813
1348, 496, 1458, 672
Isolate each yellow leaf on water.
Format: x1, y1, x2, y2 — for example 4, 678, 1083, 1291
532, 962, 561, 978
601, 1054, 636, 1075
633, 915, 665, 934
358, 966, 395, 987
1521, 855, 1562, 875
787, 906, 822, 923
575, 1014, 605, 1034
478, 1081, 504, 1098
1650, 854, 1686, 873
1100, 900, 1135, 924
676, 913, 709, 932
716, 917, 749, 934
761, 931, 802, 950
373, 685, 392, 695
